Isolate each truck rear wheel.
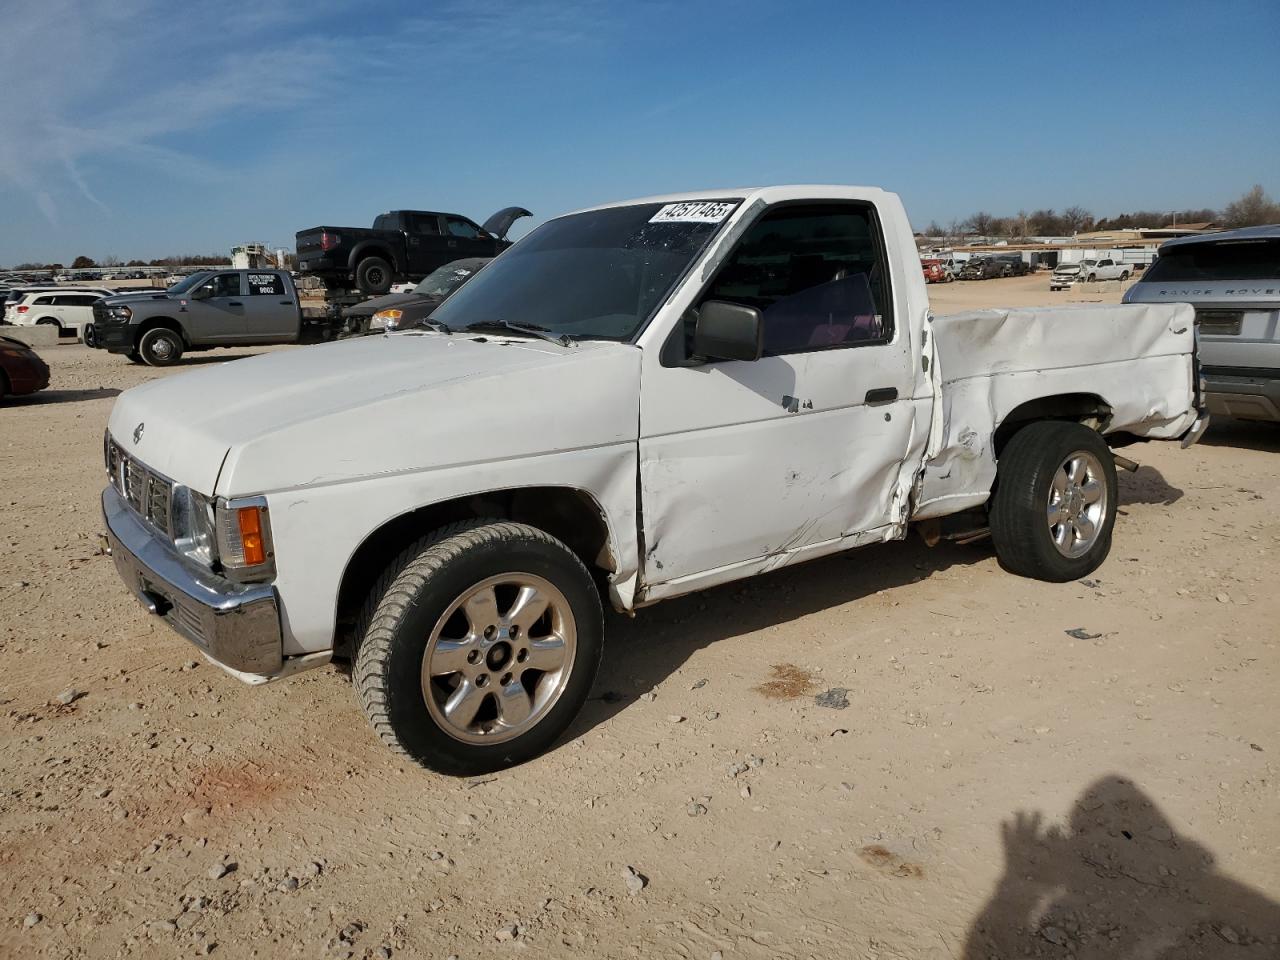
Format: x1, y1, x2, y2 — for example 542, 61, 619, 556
355, 257, 393, 295
354, 520, 604, 775
989, 421, 1117, 582
138, 327, 184, 366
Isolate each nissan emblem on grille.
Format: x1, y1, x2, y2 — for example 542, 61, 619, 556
133, 422, 145, 444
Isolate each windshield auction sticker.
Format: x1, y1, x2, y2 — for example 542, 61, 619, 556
649, 201, 736, 224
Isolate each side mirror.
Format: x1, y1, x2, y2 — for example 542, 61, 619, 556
190, 285, 212, 300
693, 300, 763, 362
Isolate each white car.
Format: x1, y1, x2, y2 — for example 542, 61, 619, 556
6, 287, 113, 337
1078, 258, 1131, 283
101, 184, 1206, 775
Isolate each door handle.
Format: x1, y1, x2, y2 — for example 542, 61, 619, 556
279, 300, 292, 305
865, 387, 898, 404
228, 301, 243, 307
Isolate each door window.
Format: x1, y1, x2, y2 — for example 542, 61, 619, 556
56, 294, 100, 307
446, 217, 482, 239
247, 273, 283, 296
700, 203, 893, 355
209, 274, 242, 298
407, 214, 441, 236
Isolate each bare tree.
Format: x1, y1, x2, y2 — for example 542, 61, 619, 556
965, 211, 995, 236
1062, 207, 1094, 234
1222, 185, 1280, 227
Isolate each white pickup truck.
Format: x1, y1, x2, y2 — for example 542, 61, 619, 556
101, 186, 1207, 774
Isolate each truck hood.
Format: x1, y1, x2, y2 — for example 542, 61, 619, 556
102, 291, 175, 305
106, 334, 641, 497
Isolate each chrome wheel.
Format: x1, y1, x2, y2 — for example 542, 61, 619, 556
151, 337, 173, 360
421, 573, 576, 745
1047, 450, 1107, 558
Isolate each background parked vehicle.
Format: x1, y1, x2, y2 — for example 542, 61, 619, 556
296, 206, 530, 295
921, 258, 950, 283
960, 257, 1003, 280
4, 287, 114, 337
1078, 258, 1130, 282
1050, 263, 1083, 290
0, 334, 50, 401
92, 269, 339, 366
1123, 224, 1280, 422
991, 254, 1030, 276
345, 257, 492, 335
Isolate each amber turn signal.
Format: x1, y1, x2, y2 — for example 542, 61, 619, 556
237, 507, 266, 566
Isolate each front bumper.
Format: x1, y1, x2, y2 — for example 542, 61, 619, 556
102, 485, 285, 676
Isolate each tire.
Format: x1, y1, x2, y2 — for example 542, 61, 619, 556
1120, 270, 1130, 280
82, 323, 97, 348
1087, 273, 1096, 282
36, 317, 63, 335
126, 350, 145, 364
989, 421, 1118, 582
354, 520, 604, 775
355, 257, 393, 295
138, 327, 184, 366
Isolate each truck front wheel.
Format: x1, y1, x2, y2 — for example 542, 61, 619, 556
355, 257, 393, 295
138, 327, 184, 366
354, 520, 604, 775
989, 421, 1118, 582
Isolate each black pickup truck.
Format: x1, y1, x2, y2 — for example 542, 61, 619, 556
296, 207, 530, 294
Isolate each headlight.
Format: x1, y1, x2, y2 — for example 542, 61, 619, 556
109, 305, 132, 320
215, 496, 275, 582
171, 486, 216, 566
370, 309, 401, 330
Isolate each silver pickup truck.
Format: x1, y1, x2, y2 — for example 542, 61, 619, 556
91, 269, 333, 366
1124, 225, 1280, 422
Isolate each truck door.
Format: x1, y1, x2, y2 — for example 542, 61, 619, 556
638, 201, 917, 588
186, 272, 247, 342
242, 272, 297, 342
404, 213, 448, 275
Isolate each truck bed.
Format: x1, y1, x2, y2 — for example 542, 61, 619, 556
913, 303, 1198, 520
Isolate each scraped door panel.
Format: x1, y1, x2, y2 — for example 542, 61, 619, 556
639, 348, 912, 586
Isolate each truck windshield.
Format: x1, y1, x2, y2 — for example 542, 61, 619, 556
1141, 238, 1280, 282
414, 259, 486, 298
429, 201, 740, 341
167, 272, 214, 295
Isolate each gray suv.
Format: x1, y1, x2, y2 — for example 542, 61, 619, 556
1124, 225, 1280, 422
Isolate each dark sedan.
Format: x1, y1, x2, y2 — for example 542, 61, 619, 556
343, 258, 492, 336
0, 335, 50, 401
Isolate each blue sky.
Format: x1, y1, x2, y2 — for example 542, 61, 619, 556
2, 0, 1277, 264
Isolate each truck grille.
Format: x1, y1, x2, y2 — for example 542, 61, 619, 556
106, 437, 173, 538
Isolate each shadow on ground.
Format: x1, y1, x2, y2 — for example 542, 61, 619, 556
1199, 418, 1280, 454
1118, 464, 1184, 506
8, 387, 121, 405
963, 775, 1280, 958
571, 535, 987, 739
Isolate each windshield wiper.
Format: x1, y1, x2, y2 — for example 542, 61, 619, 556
462, 319, 572, 347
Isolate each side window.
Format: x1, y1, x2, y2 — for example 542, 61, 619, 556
66, 294, 100, 307
210, 274, 242, 298
446, 217, 481, 239
408, 214, 441, 236
700, 203, 893, 355
247, 273, 284, 296
34, 295, 55, 305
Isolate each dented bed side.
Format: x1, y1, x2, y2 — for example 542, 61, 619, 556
912, 303, 1199, 520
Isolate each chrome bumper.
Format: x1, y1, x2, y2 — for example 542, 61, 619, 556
102, 485, 284, 675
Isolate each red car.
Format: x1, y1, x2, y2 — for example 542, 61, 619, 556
921, 258, 950, 283
0, 334, 50, 401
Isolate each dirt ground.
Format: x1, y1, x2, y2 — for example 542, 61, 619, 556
2, 274, 1278, 959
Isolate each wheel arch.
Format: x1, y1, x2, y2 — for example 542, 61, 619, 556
993, 392, 1112, 459
347, 242, 398, 275
333, 485, 617, 655
134, 317, 189, 347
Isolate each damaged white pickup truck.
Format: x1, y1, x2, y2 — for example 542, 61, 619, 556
102, 186, 1207, 773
